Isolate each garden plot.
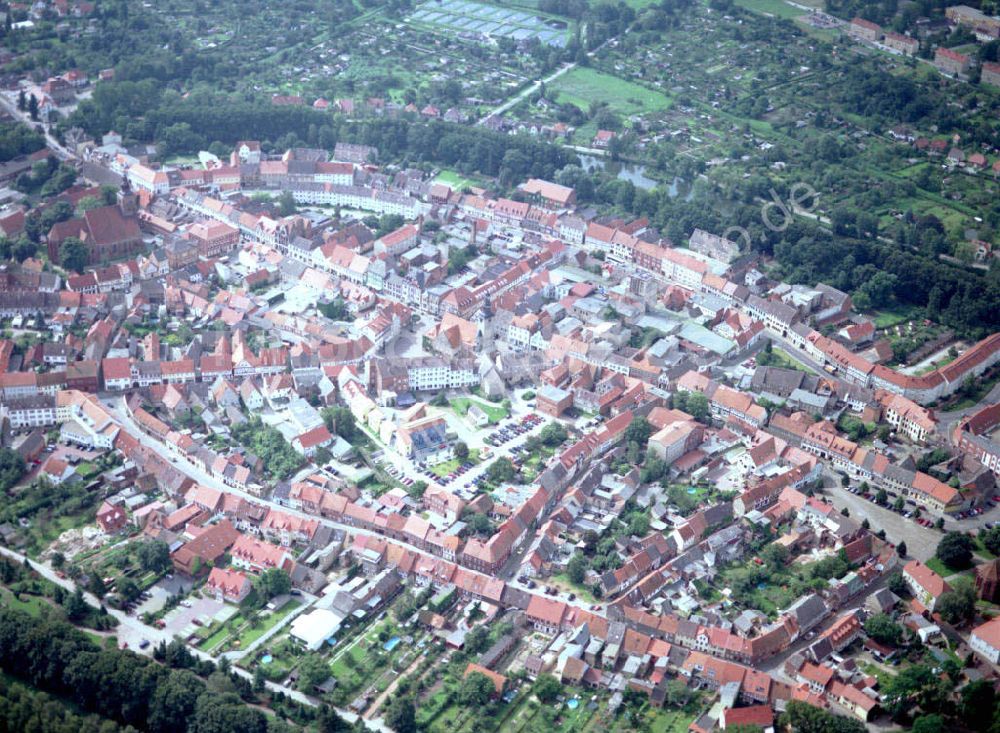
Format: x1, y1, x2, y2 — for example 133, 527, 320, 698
406, 0, 569, 46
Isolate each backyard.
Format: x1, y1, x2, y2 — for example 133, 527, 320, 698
198, 599, 303, 655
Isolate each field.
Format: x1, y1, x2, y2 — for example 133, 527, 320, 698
435, 169, 481, 192
549, 68, 671, 119
733, 0, 807, 19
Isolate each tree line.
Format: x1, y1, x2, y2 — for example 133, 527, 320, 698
0, 607, 276, 733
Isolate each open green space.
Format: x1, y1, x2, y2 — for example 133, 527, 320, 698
873, 303, 925, 330
435, 169, 480, 192
450, 397, 509, 425
429, 449, 481, 478
733, 0, 806, 19
549, 67, 671, 119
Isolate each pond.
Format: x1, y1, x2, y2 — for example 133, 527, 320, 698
578, 154, 660, 191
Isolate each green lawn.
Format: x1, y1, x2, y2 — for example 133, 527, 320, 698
550, 67, 670, 120
233, 600, 302, 649
0, 587, 52, 617
550, 572, 598, 604
201, 624, 233, 653
450, 397, 509, 425
429, 450, 480, 478
873, 303, 924, 329
434, 169, 479, 192
758, 347, 817, 375
733, 0, 806, 18
923, 556, 969, 579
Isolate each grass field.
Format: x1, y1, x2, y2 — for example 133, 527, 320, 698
450, 396, 509, 425
550, 67, 670, 118
759, 347, 818, 375
733, 0, 807, 18
434, 169, 479, 192
873, 303, 924, 329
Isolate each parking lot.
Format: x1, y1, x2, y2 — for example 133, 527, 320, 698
133, 574, 194, 618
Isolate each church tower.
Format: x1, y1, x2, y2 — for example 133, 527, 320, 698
117, 176, 139, 217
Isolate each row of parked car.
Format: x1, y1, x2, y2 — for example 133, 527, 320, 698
484, 414, 544, 446
384, 464, 416, 487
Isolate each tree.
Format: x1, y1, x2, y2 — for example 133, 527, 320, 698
27, 94, 38, 121
623, 416, 653, 446
485, 457, 517, 484
778, 701, 867, 733
533, 674, 561, 704
459, 671, 495, 706
864, 613, 903, 646
883, 665, 950, 719
911, 716, 945, 733
539, 422, 567, 446
454, 441, 469, 462
936, 580, 976, 625
664, 678, 692, 707
318, 706, 352, 733
960, 678, 996, 732
58, 237, 89, 273
253, 568, 291, 599
296, 654, 331, 692
276, 190, 297, 217
893, 497, 905, 512
88, 571, 106, 597
406, 480, 427, 500
875, 489, 888, 505
385, 695, 417, 733
0, 448, 25, 491
896, 541, 907, 557
135, 540, 171, 574
567, 553, 588, 585
936, 532, 974, 570
75, 195, 104, 214
685, 392, 710, 423
63, 587, 89, 622
464, 513, 494, 538
322, 406, 357, 442
981, 525, 1000, 556
762, 543, 789, 569
464, 625, 490, 655
317, 299, 348, 321
117, 577, 140, 604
